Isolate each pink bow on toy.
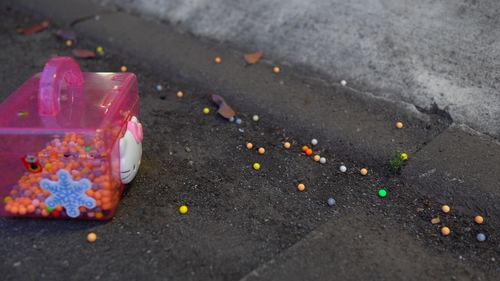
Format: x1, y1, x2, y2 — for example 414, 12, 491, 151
127, 118, 143, 143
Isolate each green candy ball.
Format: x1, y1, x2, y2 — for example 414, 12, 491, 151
378, 189, 387, 198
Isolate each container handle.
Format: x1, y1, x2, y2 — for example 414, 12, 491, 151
38, 57, 84, 116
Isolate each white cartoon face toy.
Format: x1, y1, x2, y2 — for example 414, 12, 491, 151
119, 116, 143, 184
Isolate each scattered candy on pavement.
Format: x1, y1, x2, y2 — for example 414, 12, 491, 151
474, 215, 484, 224
297, 183, 305, 192
179, 205, 189, 215
320, 157, 326, 164
441, 226, 451, 236
214, 56, 222, 64
327, 198, 336, 206
120, 65, 128, 72
339, 165, 347, 172
258, 147, 265, 155
87, 232, 97, 243
252, 115, 259, 122
283, 142, 291, 149
246, 143, 253, 150
340, 80, 347, 86
203, 107, 210, 115
272, 66, 281, 73
360, 168, 368, 176
396, 121, 404, 129
400, 153, 408, 161
253, 163, 261, 170
311, 139, 318, 146
313, 155, 320, 162
377, 189, 387, 198
441, 205, 451, 213
176, 91, 184, 98
477, 233, 486, 242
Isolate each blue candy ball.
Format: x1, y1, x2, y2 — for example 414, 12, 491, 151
476, 233, 486, 242
327, 198, 336, 207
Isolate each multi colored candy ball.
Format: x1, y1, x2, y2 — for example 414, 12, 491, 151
253, 163, 261, 170
313, 155, 321, 162
297, 183, 305, 192
377, 189, 387, 198
87, 232, 97, 243
476, 233, 486, 242
203, 107, 210, 114
179, 205, 189, 215
327, 197, 336, 206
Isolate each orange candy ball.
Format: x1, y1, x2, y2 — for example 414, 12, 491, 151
441, 205, 450, 213
176, 91, 184, 98
297, 183, 305, 192
258, 147, 265, 155
441, 226, 451, 236
120, 65, 128, 72
360, 168, 368, 176
214, 56, 222, 64
474, 215, 484, 224
305, 149, 313, 156
395, 121, 404, 129
246, 142, 253, 150
283, 142, 291, 149
272, 66, 281, 73
87, 232, 97, 243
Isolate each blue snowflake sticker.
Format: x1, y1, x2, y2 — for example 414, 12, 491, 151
40, 169, 96, 218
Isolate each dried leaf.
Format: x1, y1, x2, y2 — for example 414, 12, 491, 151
17, 20, 49, 35
56, 29, 77, 42
72, 49, 96, 59
244, 51, 263, 65
211, 94, 236, 119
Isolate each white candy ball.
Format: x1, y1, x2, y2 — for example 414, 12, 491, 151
339, 165, 347, 172
311, 139, 318, 146
320, 157, 326, 164
156, 84, 163, 91
235, 118, 242, 125
340, 80, 347, 86
252, 115, 259, 122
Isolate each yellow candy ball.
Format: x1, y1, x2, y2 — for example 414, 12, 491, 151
179, 205, 189, 215
203, 107, 210, 115
396, 121, 404, 129
400, 153, 408, 161
297, 183, 306, 192
253, 163, 261, 170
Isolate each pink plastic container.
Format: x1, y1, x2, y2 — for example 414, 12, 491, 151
0, 57, 143, 220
